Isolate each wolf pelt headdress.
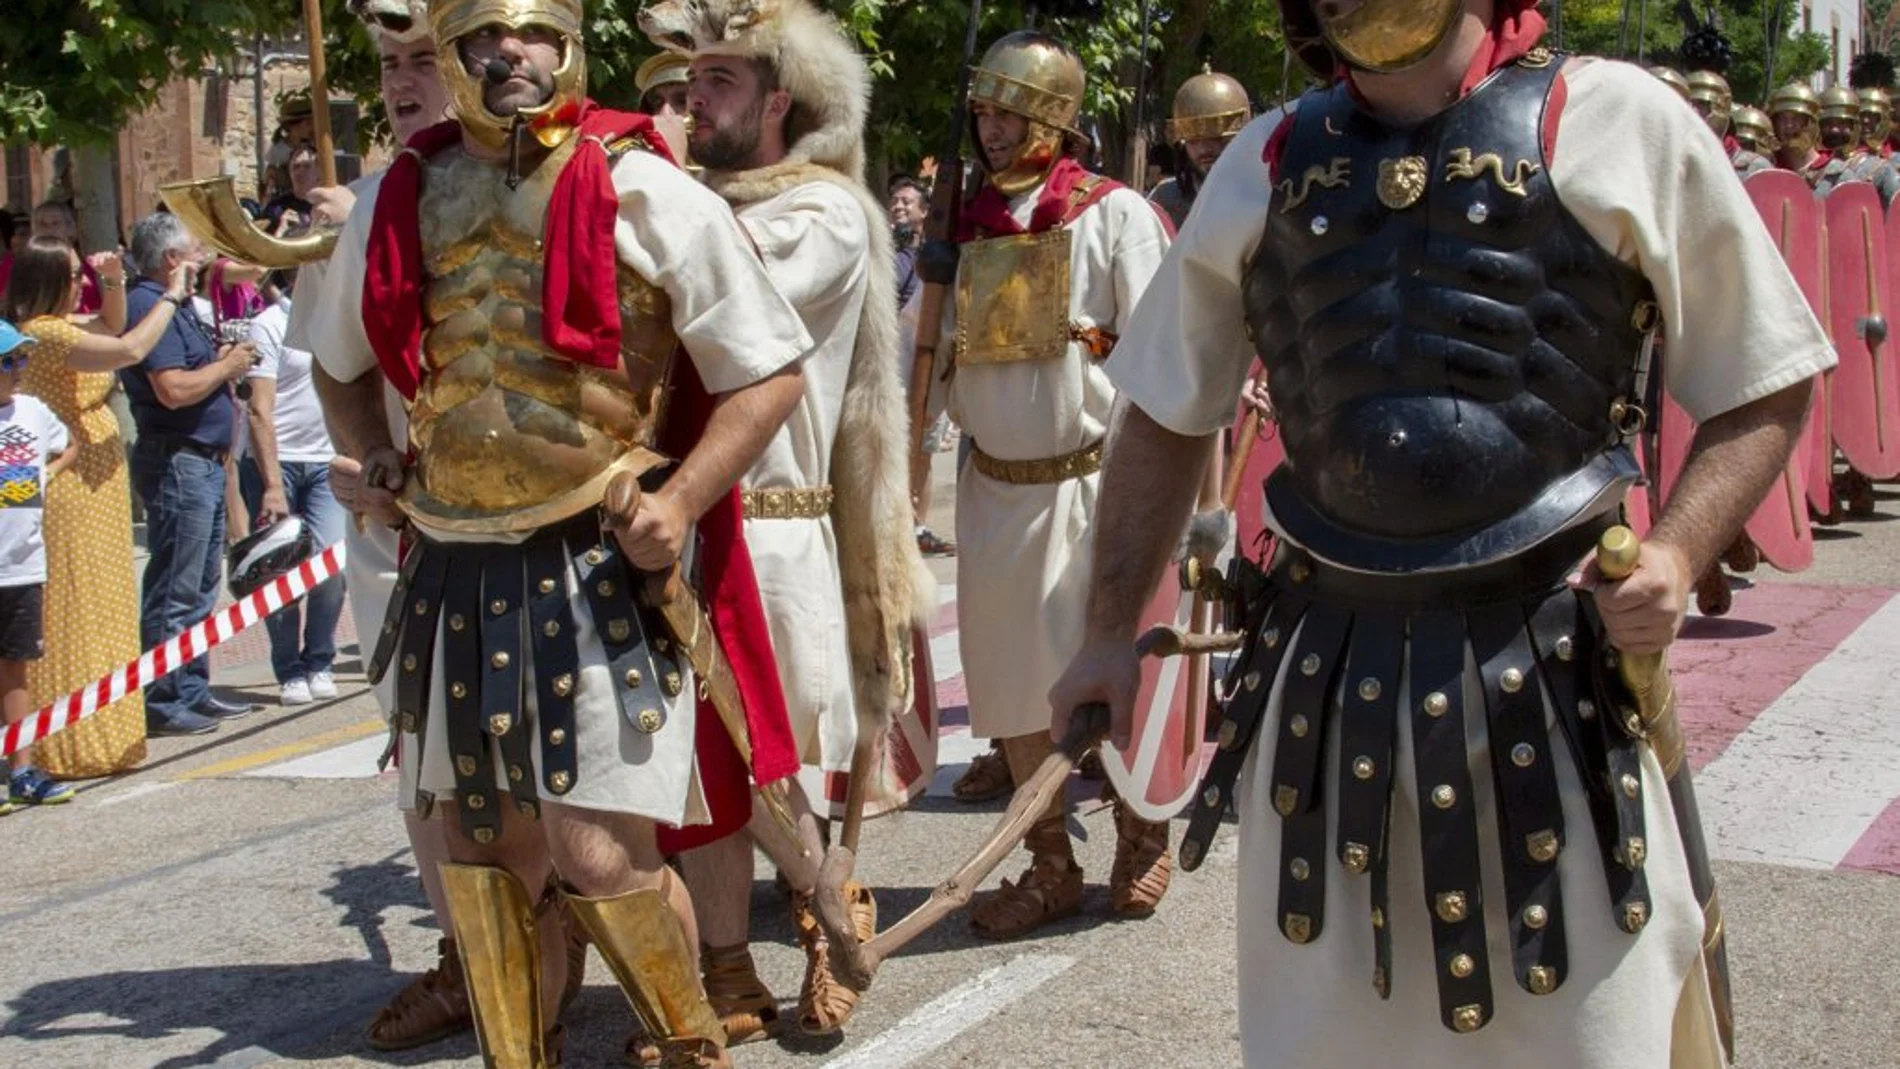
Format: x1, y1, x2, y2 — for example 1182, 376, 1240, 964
350, 0, 432, 42
640, 0, 933, 777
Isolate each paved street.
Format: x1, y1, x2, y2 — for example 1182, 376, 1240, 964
3, 453, 1899, 1069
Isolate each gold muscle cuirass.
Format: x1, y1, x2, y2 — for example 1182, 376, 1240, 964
953, 229, 1074, 366
406, 136, 678, 534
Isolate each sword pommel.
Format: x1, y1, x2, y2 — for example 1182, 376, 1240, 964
1597, 525, 1641, 581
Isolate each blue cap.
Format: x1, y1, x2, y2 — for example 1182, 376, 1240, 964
0, 319, 36, 357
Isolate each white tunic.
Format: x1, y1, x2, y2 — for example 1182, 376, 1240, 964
947, 182, 1170, 740
305, 149, 814, 826
1107, 59, 1834, 1069
733, 180, 869, 773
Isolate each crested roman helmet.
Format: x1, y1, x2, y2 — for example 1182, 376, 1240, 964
967, 31, 1086, 196
1648, 65, 1691, 100
1730, 105, 1775, 154
1167, 65, 1252, 145
1768, 81, 1823, 154
1859, 87, 1894, 148
431, 0, 587, 152
1684, 69, 1733, 136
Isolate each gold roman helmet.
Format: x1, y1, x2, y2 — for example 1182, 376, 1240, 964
635, 52, 689, 100
1274, 0, 1462, 75
1685, 70, 1733, 136
1819, 84, 1861, 123
1769, 81, 1823, 154
1731, 105, 1775, 153
1649, 65, 1691, 100
432, 0, 587, 152
968, 31, 1086, 196
1167, 65, 1252, 144
1860, 87, 1894, 148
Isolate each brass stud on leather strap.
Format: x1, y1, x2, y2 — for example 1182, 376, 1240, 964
1180, 840, 1202, 868
1624, 902, 1649, 932
1620, 772, 1641, 799
448, 613, 467, 632
637, 708, 664, 733
1352, 756, 1375, 780
491, 651, 511, 669
397, 712, 418, 733
1342, 842, 1369, 873
1431, 784, 1457, 809
473, 826, 496, 844
1262, 626, 1282, 649
1289, 714, 1310, 738
1554, 635, 1575, 661
508, 764, 524, 783
552, 673, 574, 698
1448, 953, 1475, 979
1299, 653, 1321, 676
1203, 785, 1222, 808
549, 770, 573, 794
1217, 720, 1239, 749
543, 620, 560, 638
1289, 561, 1311, 583
456, 755, 477, 777
1452, 1004, 1484, 1033
1510, 743, 1536, 767
1370, 907, 1385, 929
662, 671, 683, 697
1422, 692, 1448, 718
1288, 857, 1311, 881
539, 577, 558, 594
1527, 829, 1560, 863
1274, 785, 1299, 816
466, 792, 487, 810
624, 668, 642, 688
1499, 667, 1525, 693
1523, 904, 1549, 930
450, 682, 468, 699
1357, 677, 1382, 702
548, 727, 567, 746
1577, 698, 1598, 721
490, 598, 507, 616
1243, 670, 1262, 692
607, 619, 631, 643
489, 713, 513, 736
596, 580, 615, 598
1624, 836, 1647, 868
1527, 965, 1557, 995
1283, 913, 1313, 943
403, 654, 419, 673
585, 548, 605, 566
415, 600, 430, 616
1435, 891, 1469, 924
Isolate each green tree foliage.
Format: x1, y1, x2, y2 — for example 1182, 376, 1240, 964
1553, 0, 1830, 104
0, 0, 293, 146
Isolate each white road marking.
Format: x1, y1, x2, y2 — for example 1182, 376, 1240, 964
820, 953, 1076, 1069
241, 734, 389, 780
1696, 594, 1900, 868
93, 780, 180, 808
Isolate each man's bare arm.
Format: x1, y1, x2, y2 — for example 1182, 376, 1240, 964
1588, 380, 1811, 653
613, 363, 806, 571
1050, 401, 1214, 747
311, 363, 396, 460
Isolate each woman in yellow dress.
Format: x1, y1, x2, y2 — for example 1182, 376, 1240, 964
3, 236, 193, 777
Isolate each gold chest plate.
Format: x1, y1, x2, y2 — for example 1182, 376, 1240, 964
953, 229, 1074, 366
406, 141, 678, 534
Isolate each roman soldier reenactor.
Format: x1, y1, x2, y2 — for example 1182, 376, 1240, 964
943, 30, 1175, 939
1149, 64, 1254, 230
1056, 0, 1830, 1066
303, 0, 819, 1064
1817, 84, 1900, 203
1686, 70, 1770, 177
1730, 104, 1775, 156
1769, 81, 1846, 188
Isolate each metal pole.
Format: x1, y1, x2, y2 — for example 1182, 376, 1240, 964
252, 33, 265, 197
1127, 0, 1155, 187
1636, 0, 1650, 64
1553, 0, 1565, 50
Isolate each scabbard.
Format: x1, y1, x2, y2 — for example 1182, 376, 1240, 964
1663, 755, 1735, 1062
1622, 657, 1734, 1063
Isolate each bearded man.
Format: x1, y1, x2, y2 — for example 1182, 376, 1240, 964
1148, 65, 1253, 230
302, 1, 817, 1065
1054, 2, 1830, 1067
1817, 84, 1900, 203
632, 0, 929, 1048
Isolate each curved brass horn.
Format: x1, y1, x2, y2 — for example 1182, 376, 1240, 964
157, 176, 339, 268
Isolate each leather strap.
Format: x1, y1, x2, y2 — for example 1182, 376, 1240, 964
1408, 608, 1495, 1032
389, 546, 447, 751
574, 539, 680, 750
1333, 610, 1403, 994
441, 551, 501, 844
1180, 592, 1306, 871
368, 538, 426, 686
525, 539, 581, 802
1471, 604, 1568, 999
480, 552, 536, 821
1269, 600, 1353, 947
1577, 596, 1655, 935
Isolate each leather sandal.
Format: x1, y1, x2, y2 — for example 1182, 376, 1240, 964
363, 937, 474, 1051
1692, 563, 1732, 618
701, 944, 780, 1044
1837, 469, 1878, 516
971, 850, 1083, 940
794, 882, 876, 1035
659, 1038, 732, 1068
1110, 799, 1173, 917
952, 747, 1014, 803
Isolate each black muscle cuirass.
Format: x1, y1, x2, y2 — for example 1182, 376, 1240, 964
1246, 55, 1655, 571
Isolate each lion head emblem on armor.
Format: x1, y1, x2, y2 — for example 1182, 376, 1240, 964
1377, 155, 1428, 211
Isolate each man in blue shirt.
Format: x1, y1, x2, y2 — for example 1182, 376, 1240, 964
121, 212, 256, 735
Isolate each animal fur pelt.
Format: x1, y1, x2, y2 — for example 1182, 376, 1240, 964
640, 0, 934, 746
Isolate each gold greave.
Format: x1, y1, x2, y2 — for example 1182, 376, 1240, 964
437, 862, 550, 1069
565, 878, 727, 1049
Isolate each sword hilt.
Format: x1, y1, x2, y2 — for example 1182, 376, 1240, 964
1593, 525, 1683, 771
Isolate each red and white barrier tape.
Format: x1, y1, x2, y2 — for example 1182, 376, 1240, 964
1, 543, 348, 759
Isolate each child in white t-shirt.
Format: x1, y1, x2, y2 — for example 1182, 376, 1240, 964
0, 319, 75, 813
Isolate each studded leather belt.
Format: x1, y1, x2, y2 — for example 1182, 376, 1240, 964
740, 485, 834, 519
970, 440, 1103, 485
